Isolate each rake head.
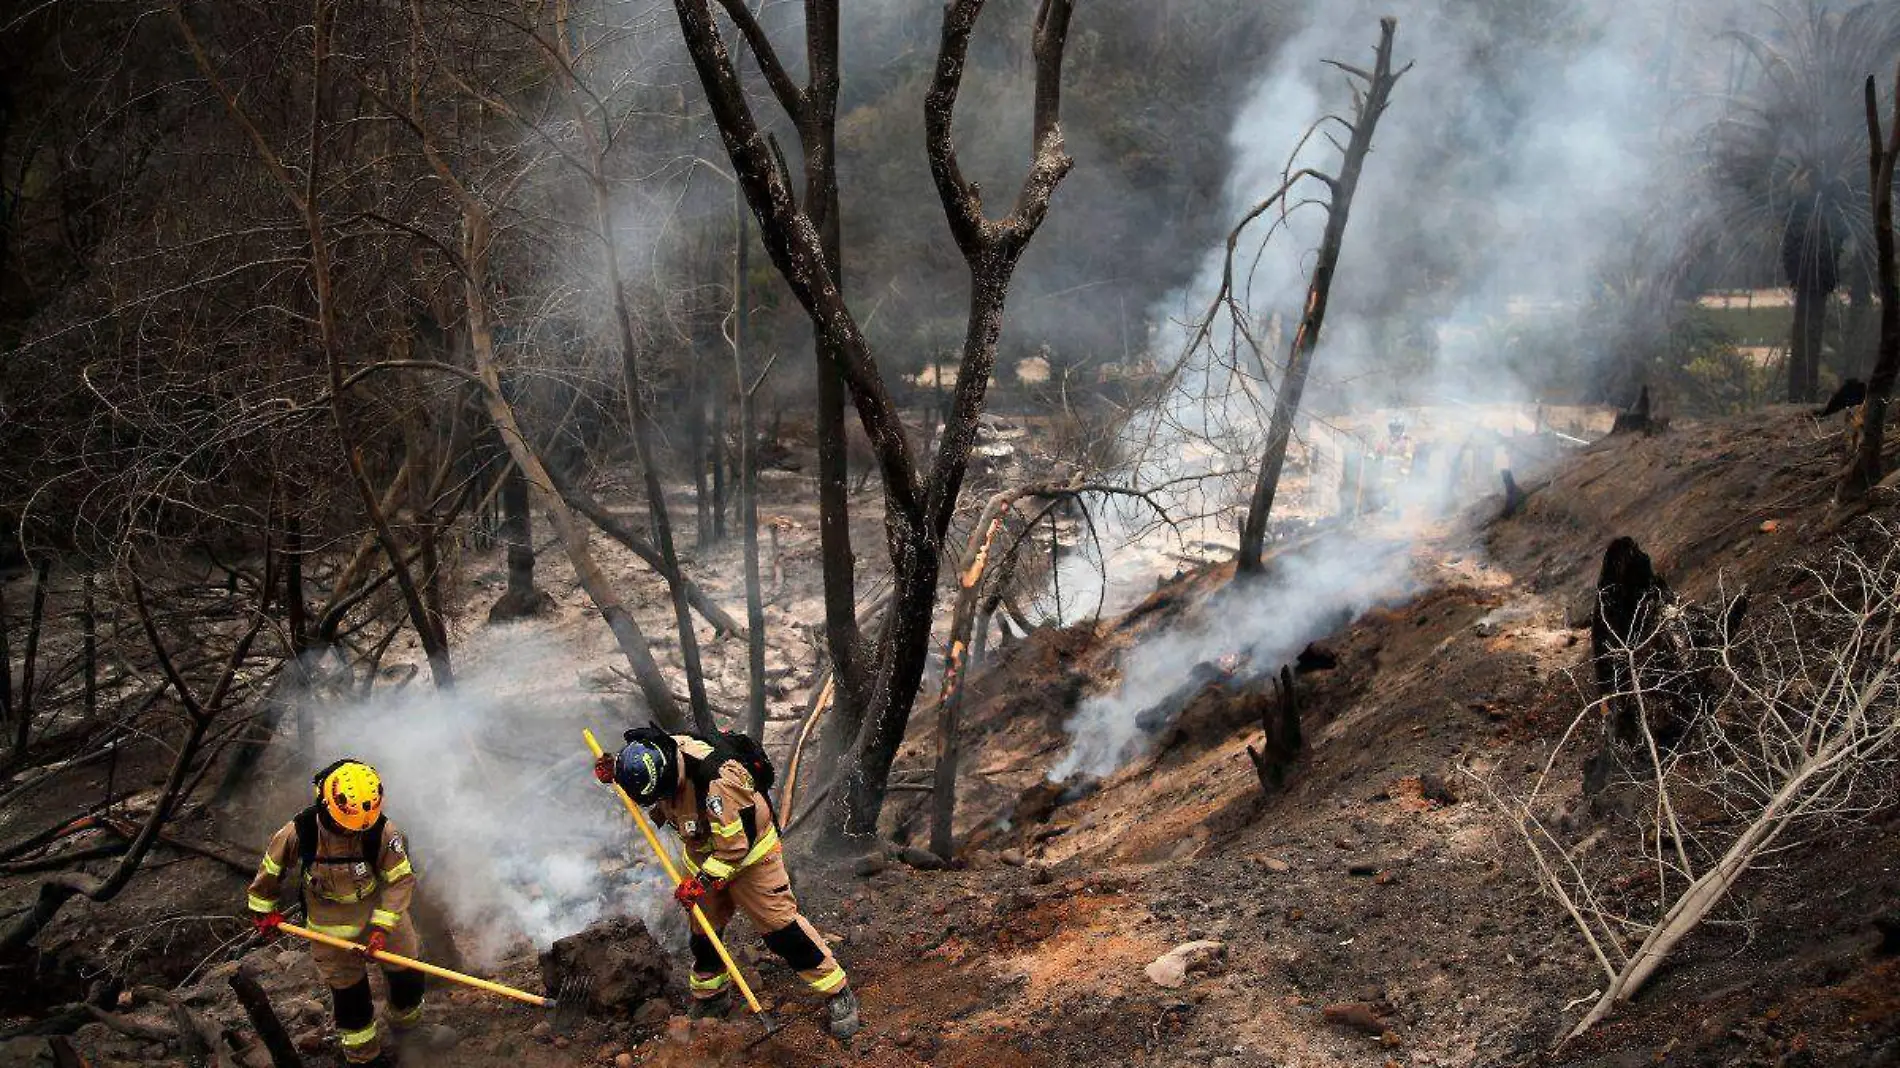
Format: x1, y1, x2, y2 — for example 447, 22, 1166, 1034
551, 973, 592, 1035
742, 1010, 784, 1051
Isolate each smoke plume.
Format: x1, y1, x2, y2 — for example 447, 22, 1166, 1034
1050, 0, 1765, 777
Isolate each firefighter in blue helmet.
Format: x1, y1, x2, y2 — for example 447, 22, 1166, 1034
597, 730, 861, 1039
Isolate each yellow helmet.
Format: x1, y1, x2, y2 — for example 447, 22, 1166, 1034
315, 759, 383, 832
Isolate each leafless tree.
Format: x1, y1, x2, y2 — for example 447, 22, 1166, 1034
1232, 19, 1408, 573
667, 0, 1079, 842
1840, 63, 1900, 501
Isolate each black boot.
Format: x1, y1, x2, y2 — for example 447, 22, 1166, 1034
688, 990, 732, 1020
826, 987, 861, 1040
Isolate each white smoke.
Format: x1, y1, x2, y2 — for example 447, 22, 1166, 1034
1051, 529, 1417, 780
1049, 0, 1755, 777
308, 628, 688, 968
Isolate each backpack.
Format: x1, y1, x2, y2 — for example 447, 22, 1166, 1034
622, 725, 777, 801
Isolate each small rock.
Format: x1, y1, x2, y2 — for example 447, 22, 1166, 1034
1382, 1030, 1403, 1048
553, 1035, 571, 1050
898, 846, 946, 870
1418, 774, 1458, 806
635, 998, 671, 1027
616, 1056, 636, 1068
115, 990, 136, 1010
1322, 1002, 1388, 1036
240, 1048, 275, 1068
895, 1029, 916, 1047
294, 1030, 325, 1054
1374, 871, 1397, 886
1030, 865, 1054, 885
530, 1020, 553, 1043
1144, 940, 1226, 989
666, 1016, 692, 1045
999, 849, 1026, 867
1259, 857, 1290, 873
853, 853, 891, 877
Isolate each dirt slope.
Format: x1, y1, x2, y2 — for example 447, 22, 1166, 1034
8, 404, 1899, 1068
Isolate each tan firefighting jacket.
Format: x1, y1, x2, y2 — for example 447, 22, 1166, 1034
247, 814, 417, 940
652, 735, 779, 884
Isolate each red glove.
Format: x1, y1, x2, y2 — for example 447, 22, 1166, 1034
252, 912, 283, 942
361, 929, 388, 957
673, 876, 721, 910
594, 753, 617, 784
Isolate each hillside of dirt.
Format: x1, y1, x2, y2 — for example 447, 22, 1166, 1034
5, 404, 1898, 1068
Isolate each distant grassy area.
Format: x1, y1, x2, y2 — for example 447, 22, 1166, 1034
1703, 303, 1792, 346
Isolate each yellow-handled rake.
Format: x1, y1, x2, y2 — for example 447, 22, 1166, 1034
583, 728, 782, 1046
275, 922, 591, 1032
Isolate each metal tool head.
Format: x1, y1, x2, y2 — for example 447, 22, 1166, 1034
742, 1010, 784, 1051
551, 973, 592, 1035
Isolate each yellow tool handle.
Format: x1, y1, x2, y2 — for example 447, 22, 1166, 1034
584, 729, 765, 1015
277, 922, 553, 1009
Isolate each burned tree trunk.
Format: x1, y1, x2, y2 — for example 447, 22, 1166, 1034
459, 224, 685, 729
1609, 385, 1653, 436
1590, 536, 1669, 744
690, 361, 713, 549
1841, 66, 1900, 501
734, 206, 770, 741
711, 365, 729, 545
1245, 665, 1302, 793
10, 559, 50, 757
0, 578, 10, 749
1235, 20, 1408, 573
488, 457, 553, 622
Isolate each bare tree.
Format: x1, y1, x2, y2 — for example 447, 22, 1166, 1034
926, 481, 1165, 858
1233, 20, 1408, 573
541, 1, 716, 734
1841, 64, 1900, 501
668, 0, 1079, 842
171, 1, 454, 689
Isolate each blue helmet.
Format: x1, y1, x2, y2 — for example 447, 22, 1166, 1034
615, 741, 673, 802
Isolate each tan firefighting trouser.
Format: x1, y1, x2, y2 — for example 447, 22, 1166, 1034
684, 848, 846, 1001
305, 902, 423, 1063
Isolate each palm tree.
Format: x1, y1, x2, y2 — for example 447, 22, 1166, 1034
1708, 0, 1900, 402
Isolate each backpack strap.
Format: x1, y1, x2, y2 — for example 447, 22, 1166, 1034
361, 815, 387, 868
293, 805, 320, 874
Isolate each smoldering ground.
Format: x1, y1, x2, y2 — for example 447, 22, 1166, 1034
1051, 0, 1789, 778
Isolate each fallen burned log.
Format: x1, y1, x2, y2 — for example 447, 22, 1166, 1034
230, 971, 304, 1068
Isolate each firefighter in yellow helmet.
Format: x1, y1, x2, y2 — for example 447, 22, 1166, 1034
247, 760, 422, 1067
